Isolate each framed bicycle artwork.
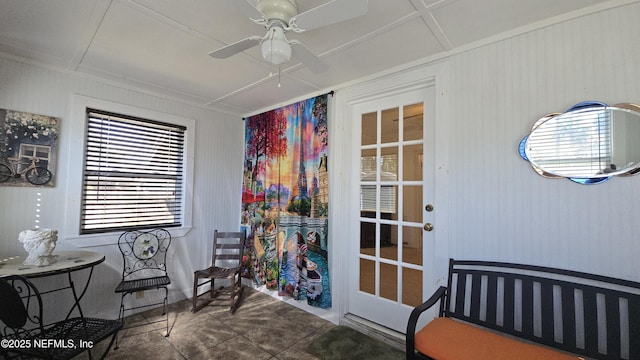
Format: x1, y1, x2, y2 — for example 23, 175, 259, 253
0, 108, 59, 187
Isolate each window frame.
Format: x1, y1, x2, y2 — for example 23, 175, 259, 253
81, 108, 186, 234
65, 95, 194, 246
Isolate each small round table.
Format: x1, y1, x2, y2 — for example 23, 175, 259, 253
0, 250, 106, 320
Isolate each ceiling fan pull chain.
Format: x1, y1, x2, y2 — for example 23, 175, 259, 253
278, 64, 282, 88
269, 27, 275, 64
268, 27, 283, 87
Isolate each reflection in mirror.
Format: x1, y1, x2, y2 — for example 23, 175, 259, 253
519, 101, 640, 184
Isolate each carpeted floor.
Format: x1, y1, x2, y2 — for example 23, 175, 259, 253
307, 326, 405, 360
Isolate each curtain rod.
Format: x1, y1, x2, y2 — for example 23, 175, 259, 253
243, 90, 334, 119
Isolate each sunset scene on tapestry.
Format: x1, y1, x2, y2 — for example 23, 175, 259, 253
240, 94, 330, 308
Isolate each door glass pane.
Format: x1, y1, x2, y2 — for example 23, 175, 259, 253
380, 224, 397, 261
360, 148, 376, 180
403, 144, 423, 181
360, 185, 377, 218
379, 186, 397, 216
380, 147, 398, 215
361, 148, 377, 219
360, 203, 376, 218
360, 258, 375, 295
403, 226, 422, 266
362, 112, 377, 146
380, 147, 398, 182
360, 221, 376, 251
403, 185, 422, 222
404, 103, 423, 141
380, 263, 397, 301
403, 267, 422, 307
381, 108, 399, 143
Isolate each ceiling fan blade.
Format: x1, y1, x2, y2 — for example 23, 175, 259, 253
290, 41, 328, 73
209, 36, 262, 59
290, 0, 368, 32
232, 0, 266, 21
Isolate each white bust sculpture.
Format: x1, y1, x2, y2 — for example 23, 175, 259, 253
18, 229, 58, 266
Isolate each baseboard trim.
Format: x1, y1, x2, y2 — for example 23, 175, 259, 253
342, 313, 405, 351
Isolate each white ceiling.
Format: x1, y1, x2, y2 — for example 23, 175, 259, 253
0, 0, 620, 116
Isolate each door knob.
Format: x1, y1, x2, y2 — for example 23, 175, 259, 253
423, 223, 433, 231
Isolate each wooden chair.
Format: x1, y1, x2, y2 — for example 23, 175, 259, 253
192, 230, 246, 313
115, 228, 171, 344
0, 275, 122, 360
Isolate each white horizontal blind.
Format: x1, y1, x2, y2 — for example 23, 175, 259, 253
526, 110, 611, 176
81, 109, 186, 234
360, 185, 397, 213
360, 155, 397, 213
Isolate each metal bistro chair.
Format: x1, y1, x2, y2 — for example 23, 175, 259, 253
0, 275, 122, 360
115, 228, 171, 340
192, 230, 246, 313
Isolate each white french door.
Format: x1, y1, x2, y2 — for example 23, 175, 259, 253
347, 85, 437, 333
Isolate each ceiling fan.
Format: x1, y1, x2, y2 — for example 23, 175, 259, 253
209, 0, 368, 73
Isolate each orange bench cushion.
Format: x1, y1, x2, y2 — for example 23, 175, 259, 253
414, 317, 582, 360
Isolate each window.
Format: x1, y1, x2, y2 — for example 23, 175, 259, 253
80, 109, 186, 234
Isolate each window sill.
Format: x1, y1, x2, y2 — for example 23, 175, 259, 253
61, 226, 192, 248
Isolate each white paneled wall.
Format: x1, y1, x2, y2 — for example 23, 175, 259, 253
0, 57, 244, 318
445, 2, 640, 279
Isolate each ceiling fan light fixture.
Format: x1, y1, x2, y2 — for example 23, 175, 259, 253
210, 0, 363, 72
261, 28, 291, 65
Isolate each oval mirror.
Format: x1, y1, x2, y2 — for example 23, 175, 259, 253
519, 101, 640, 184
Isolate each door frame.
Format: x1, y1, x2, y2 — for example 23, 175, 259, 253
331, 61, 450, 333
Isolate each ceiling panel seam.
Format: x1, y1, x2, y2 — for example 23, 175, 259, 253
315, 11, 423, 60
124, 0, 269, 69
68, 0, 114, 72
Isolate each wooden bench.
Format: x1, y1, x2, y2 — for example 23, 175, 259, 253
406, 259, 640, 360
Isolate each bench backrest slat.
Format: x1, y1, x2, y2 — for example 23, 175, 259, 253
469, 272, 482, 322
540, 280, 555, 345
443, 259, 640, 360
453, 272, 466, 315
521, 276, 534, 337
503, 273, 516, 331
582, 287, 599, 355
486, 275, 498, 325
561, 282, 577, 350
630, 298, 640, 357
605, 292, 622, 359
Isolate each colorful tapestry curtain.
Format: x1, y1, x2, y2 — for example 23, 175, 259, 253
240, 94, 330, 308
